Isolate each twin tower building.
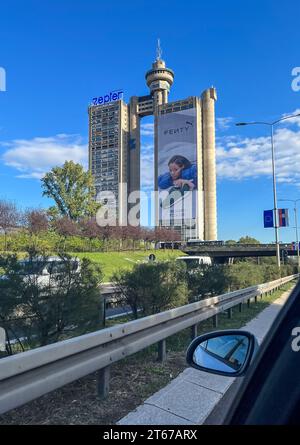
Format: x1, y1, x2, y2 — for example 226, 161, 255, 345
88, 45, 217, 241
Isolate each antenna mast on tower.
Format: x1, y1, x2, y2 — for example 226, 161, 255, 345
156, 38, 162, 61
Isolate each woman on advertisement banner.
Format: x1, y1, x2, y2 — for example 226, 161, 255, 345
158, 155, 197, 191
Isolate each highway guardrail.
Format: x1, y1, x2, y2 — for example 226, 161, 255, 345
0, 274, 298, 415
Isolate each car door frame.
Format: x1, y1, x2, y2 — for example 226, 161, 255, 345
223, 279, 300, 424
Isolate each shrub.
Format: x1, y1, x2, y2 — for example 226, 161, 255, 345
0, 251, 103, 351
112, 261, 188, 318
187, 264, 230, 301
226, 262, 264, 291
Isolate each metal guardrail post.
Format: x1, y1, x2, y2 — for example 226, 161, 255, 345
239, 303, 243, 312
191, 325, 197, 339
213, 314, 218, 328
102, 297, 106, 328
247, 299, 251, 308
255, 296, 258, 303
158, 339, 167, 362
97, 366, 110, 399
228, 308, 233, 319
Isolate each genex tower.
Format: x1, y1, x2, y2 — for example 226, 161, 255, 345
88, 41, 217, 241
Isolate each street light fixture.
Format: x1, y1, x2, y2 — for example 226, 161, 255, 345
236, 113, 300, 270
278, 198, 300, 271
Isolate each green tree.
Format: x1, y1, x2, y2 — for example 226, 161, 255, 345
0, 254, 26, 351
112, 261, 188, 318
0, 251, 103, 350
41, 161, 100, 221
187, 264, 229, 301
260, 263, 280, 281
226, 262, 264, 291
0, 200, 20, 251
225, 239, 237, 245
238, 236, 260, 244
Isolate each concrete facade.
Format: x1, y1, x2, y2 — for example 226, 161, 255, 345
88, 99, 129, 225
156, 96, 204, 240
202, 87, 218, 241
88, 47, 217, 239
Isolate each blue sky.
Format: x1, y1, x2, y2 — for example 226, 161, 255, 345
0, 0, 300, 242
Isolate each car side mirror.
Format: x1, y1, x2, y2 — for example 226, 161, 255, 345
186, 330, 258, 377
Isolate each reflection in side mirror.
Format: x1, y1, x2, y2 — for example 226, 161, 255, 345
193, 335, 249, 373
186, 330, 258, 377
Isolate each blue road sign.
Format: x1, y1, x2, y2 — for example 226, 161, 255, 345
264, 210, 274, 228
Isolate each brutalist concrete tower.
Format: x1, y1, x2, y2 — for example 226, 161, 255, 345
201, 87, 217, 240
89, 41, 218, 240
145, 40, 174, 112
128, 96, 140, 199
145, 40, 175, 225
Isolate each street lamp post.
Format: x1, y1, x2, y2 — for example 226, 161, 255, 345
236, 113, 300, 270
278, 198, 300, 271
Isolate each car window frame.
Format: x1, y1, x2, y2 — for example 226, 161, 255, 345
224, 279, 300, 425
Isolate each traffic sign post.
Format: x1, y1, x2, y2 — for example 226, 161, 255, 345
264, 210, 274, 228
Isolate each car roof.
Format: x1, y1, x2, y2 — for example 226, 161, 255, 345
19, 256, 79, 263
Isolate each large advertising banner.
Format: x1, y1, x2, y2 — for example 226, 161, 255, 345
157, 108, 197, 230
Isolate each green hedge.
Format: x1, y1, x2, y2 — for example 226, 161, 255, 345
0, 232, 152, 253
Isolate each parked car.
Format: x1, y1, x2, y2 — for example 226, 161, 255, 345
186, 279, 300, 424
176, 255, 212, 269
1, 256, 80, 287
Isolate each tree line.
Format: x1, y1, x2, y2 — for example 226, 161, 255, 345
1, 251, 295, 356
112, 259, 296, 320
0, 199, 179, 252
0, 197, 266, 254
0, 161, 268, 253
0, 161, 181, 252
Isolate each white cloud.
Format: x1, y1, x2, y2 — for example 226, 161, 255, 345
1, 134, 88, 179
217, 113, 300, 186
3, 110, 299, 190
216, 117, 234, 130
281, 109, 300, 128
141, 143, 154, 191
140, 123, 154, 137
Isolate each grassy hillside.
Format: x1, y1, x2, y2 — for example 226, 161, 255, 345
74, 250, 185, 281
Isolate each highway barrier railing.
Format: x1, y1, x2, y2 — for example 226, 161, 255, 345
0, 274, 298, 415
